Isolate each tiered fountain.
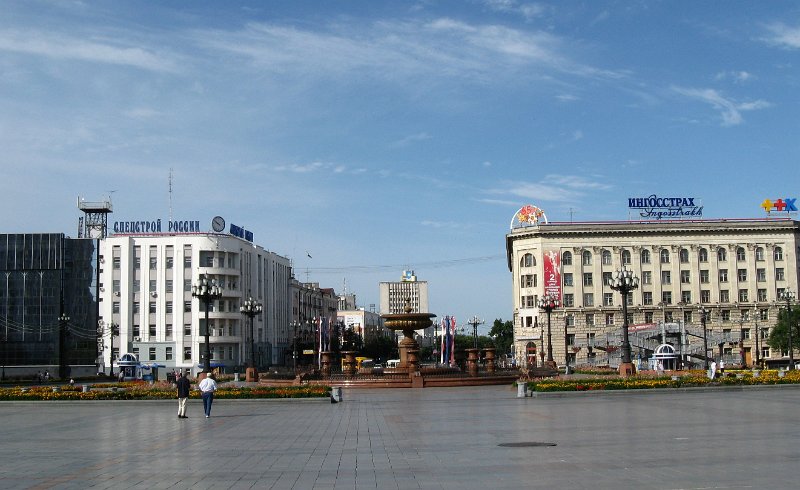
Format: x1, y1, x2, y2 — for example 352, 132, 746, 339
382, 299, 436, 372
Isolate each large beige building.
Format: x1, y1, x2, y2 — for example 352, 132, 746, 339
506, 216, 800, 370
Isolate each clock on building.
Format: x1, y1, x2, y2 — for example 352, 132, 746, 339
211, 216, 226, 232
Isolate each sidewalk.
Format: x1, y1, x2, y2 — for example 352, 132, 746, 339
1, 385, 797, 489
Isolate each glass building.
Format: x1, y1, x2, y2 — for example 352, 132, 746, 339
0, 234, 97, 377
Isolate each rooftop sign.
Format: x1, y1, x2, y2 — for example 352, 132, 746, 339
628, 195, 703, 220
510, 204, 548, 229
761, 198, 797, 214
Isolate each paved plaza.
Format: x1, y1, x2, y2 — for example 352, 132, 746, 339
1, 384, 799, 489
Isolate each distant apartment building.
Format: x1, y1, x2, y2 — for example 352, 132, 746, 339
380, 270, 431, 338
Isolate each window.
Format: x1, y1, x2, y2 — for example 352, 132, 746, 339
641, 271, 652, 285
563, 294, 574, 307
524, 295, 536, 307
133, 325, 141, 337
700, 270, 709, 283
776, 268, 785, 281
684, 311, 693, 324
166, 256, 174, 269
149, 324, 156, 336
132, 348, 139, 357
184, 279, 191, 292
665, 311, 674, 323
184, 301, 192, 313
149, 257, 157, 270
585, 314, 594, 326
562, 251, 572, 266
741, 310, 750, 321
774, 247, 783, 261
605, 313, 615, 325
661, 291, 672, 305
721, 310, 731, 322
149, 302, 156, 314
149, 347, 156, 361
759, 309, 769, 321
681, 291, 692, 303
680, 270, 691, 284
583, 293, 594, 307
184, 347, 192, 361
737, 269, 747, 282
757, 289, 767, 302
149, 279, 157, 291
112, 301, 120, 314
565, 314, 575, 327
521, 274, 536, 288
762, 347, 770, 359
603, 293, 614, 306
718, 248, 727, 262
166, 324, 173, 338
738, 289, 749, 302
133, 301, 140, 314
743, 328, 751, 340
736, 247, 746, 261
563, 273, 573, 287
719, 269, 728, 282
602, 272, 612, 286
701, 290, 710, 303
699, 248, 708, 262
757, 268, 766, 282
661, 270, 671, 285
602, 250, 612, 265
660, 249, 670, 264
719, 290, 729, 302
521, 253, 534, 268
166, 347, 173, 361
622, 250, 631, 265
133, 280, 140, 293
679, 248, 689, 263
184, 324, 192, 336
583, 273, 593, 286
166, 280, 173, 293
134, 257, 141, 269
582, 250, 592, 266
184, 254, 192, 268
166, 301, 173, 314
113, 257, 121, 269
112, 280, 120, 293
641, 249, 651, 264
644, 311, 654, 323
643, 291, 653, 305
756, 247, 765, 261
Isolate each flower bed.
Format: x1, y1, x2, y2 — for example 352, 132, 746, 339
0, 382, 331, 401
527, 369, 800, 392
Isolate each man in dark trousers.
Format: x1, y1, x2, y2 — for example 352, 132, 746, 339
176, 370, 191, 418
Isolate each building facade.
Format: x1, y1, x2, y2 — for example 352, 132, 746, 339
380, 270, 431, 339
0, 233, 98, 377
506, 218, 800, 369
98, 232, 291, 376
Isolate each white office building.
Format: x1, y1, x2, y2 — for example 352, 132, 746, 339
98, 229, 291, 376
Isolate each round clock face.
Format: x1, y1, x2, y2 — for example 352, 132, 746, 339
212, 216, 225, 232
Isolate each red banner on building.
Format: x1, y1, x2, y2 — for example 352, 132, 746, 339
543, 250, 561, 301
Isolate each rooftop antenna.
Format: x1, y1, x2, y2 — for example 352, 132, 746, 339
168, 168, 174, 223
569, 207, 575, 223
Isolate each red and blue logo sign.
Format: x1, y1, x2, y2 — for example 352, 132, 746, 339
761, 198, 797, 213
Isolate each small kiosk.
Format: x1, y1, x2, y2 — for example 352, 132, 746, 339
650, 344, 678, 371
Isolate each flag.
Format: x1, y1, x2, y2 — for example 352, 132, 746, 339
443, 316, 450, 365
449, 316, 457, 366
440, 318, 446, 364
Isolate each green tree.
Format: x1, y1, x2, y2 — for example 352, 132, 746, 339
489, 318, 514, 355
360, 335, 397, 362
767, 305, 800, 354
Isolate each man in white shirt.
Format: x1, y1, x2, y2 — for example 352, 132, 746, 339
198, 374, 218, 418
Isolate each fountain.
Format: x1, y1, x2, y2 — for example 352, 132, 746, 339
382, 299, 436, 372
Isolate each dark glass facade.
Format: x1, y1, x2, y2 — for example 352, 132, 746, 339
0, 234, 97, 370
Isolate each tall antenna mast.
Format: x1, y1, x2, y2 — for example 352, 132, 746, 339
168, 168, 174, 222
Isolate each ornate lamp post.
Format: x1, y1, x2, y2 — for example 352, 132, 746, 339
58, 313, 70, 380
291, 321, 299, 372
699, 306, 710, 370
240, 296, 262, 381
468, 315, 484, 350
779, 289, 796, 370
537, 293, 559, 367
192, 274, 222, 376
608, 267, 639, 376
753, 306, 761, 369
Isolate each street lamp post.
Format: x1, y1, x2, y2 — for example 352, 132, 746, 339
468, 315, 484, 350
240, 296, 262, 381
779, 289, 796, 370
291, 321, 299, 372
192, 274, 223, 376
699, 306, 710, 370
608, 267, 639, 376
754, 306, 761, 369
58, 313, 70, 380
537, 293, 559, 367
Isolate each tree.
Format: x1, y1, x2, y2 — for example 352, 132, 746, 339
767, 305, 800, 353
489, 319, 514, 355
341, 327, 363, 352
360, 335, 397, 362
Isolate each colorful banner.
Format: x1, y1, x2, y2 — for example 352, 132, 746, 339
543, 250, 561, 301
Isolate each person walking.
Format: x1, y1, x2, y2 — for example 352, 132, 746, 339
176, 370, 191, 419
198, 374, 218, 418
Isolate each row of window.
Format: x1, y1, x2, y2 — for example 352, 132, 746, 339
112, 345, 238, 362
545, 246, 788, 267
129, 322, 239, 338
112, 298, 242, 315
110, 249, 240, 270
523, 307, 771, 329
559, 267, 786, 287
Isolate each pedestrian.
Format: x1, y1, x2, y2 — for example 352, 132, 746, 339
176, 370, 191, 419
710, 360, 717, 380
719, 360, 725, 376
198, 374, 218, 418
44, 371, 50, 382
657, 360, 664, 376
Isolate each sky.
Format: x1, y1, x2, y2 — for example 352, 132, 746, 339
2, 1, 799, 335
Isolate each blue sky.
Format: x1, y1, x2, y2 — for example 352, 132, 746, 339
2, 1, 799, 334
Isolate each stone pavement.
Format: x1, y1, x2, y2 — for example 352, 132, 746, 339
1, 384, 799, 489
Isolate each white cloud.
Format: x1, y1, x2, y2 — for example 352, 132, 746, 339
123, 108, 162, 119
571, 130, 583, 141
762, 22, 800, 49
0, 29, 179, 72
714, 71, 754, 83
672, 86, 771, 126
392, 132, 432, 147
555, 93, 579, 102
482, 0, 548, 21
